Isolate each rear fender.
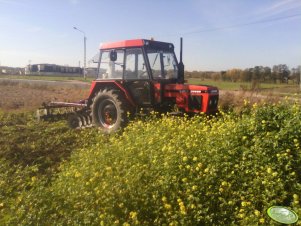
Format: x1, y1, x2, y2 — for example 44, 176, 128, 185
87, 80, 136, 107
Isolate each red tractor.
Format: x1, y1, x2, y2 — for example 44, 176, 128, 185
38, 38, 219, 133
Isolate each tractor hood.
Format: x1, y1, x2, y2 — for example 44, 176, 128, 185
163, 84, 219, 94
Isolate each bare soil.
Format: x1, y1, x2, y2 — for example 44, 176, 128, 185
0, 79, 90, 112
0, 78, 295, 113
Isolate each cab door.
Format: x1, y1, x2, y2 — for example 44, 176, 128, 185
123, 48, 153, 106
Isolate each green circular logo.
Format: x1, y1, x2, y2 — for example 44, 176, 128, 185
267, 206, 298, 224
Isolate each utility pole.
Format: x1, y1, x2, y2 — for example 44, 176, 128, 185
299, 66, 301, 91
73, 26, 87, 79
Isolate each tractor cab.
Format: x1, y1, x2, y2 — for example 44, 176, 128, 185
96, 39, 182, 106
97, 39, 179, 82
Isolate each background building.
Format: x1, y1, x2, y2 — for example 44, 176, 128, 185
0, 66, 24, 75
25, 64, 82, 76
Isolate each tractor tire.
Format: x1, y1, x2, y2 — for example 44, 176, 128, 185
92, 89, 129, 133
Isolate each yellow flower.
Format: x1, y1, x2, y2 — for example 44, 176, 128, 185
254, 210, 260, 217
164, 203, 172, 210
293, 194, 299, 200
221, 181, 228, 186
74, 171, 81, 178
259, 218, 265, 224
31, 176, 37, 182
238, 213, 245, 218
178, 200, 186, 215
129, 211, 137, 219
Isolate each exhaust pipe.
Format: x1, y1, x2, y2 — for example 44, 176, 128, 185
178, 37, 185, 84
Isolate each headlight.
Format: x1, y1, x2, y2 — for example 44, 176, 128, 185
190, 90, 203, 94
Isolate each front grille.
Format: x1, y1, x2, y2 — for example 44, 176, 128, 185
188, 95, 202, 110
208, 96, 218, 110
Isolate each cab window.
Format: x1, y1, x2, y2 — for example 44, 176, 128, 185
124, 48, 148, 79
98, 50, 124, 79
147, 50, 178, 79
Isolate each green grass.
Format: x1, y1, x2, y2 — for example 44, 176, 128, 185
2, 75, 300, 95
188, 78, 300, 92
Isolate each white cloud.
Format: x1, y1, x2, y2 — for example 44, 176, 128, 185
257, 0, 301, 17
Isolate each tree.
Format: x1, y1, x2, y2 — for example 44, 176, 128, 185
226, 69, 242, 82
241, 69, 252, 82
291, 66, 301, 84
262, 67, 272, 82
272, 64, 290, 83
211, 72, 221, 81
251, 66, 261, 81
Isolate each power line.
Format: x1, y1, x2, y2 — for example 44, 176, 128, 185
170, 13, 301, 37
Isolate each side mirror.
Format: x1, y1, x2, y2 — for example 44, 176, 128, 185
110, 50, 117, 61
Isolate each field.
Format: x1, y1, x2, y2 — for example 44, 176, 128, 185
0, 76, 300, 225
0, 78, 90, 111
1, 76, 300, 112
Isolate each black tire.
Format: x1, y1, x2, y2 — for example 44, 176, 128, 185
92, 89, 129, 133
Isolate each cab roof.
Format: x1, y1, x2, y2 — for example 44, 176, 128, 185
100, 39, 174, 50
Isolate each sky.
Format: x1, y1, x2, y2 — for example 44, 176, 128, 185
0, 0, 300, 71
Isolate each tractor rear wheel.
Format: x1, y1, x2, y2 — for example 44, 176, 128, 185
92, 89, 129, 133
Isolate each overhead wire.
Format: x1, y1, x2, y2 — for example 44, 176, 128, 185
160, 12, 301, 37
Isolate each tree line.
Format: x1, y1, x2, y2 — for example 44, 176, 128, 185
186, 64, 301, 84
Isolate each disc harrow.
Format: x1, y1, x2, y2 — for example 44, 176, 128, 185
37, 101, 93, 129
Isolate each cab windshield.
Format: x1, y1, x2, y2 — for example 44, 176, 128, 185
147, 50, 178, 80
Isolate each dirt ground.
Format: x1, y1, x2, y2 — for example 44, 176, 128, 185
0, 78, 293, 113
0, 79, 90, 112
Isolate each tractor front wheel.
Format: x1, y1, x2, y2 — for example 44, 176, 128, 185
92, 89, 128, 133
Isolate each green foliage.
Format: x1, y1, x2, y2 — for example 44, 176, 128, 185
188, 78, 297, 91
1, 103, 301, 225
0, 112, 102, 223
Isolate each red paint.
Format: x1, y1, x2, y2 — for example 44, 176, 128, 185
88, 80, 136, 107
88, 81, 97, 97
153, 82, 218, 113
100, 39, 145, 50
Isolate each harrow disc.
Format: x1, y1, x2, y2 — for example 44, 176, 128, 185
67, 113, 82, 129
